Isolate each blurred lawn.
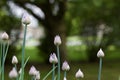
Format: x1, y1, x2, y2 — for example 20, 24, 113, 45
5, 36, 120, 80
5, 44, 120, 80
16, 44, 120, 62
17, 47, 45, 63
16, 36, 120, 62
5, 62, 120, 80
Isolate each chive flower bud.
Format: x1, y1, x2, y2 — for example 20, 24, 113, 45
63, 77, 67, 80
1, 32, 9, 40
49, 53, 58, 64
35, 71, 40, 80
97, 48, 105, 58
54, 35, 62, 46
62, 61, 70, 71
22, 13, 31, 25
9, 67, 18, 79
75, 69, 84, 78
12, 55, 18, 65
29, 66, 37, 76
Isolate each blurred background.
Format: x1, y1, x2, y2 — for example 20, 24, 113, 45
0, 0, 120, 80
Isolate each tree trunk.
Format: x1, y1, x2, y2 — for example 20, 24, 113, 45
87, 46, 99, 62
12, 0, 67, 62
39, 19, 67, 62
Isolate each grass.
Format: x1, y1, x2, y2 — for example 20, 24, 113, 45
5, 45, 120, 80
5, 62, 120, 80
15, 36, 120, 62
17, 47, 45, 63
4, 36, 120, 80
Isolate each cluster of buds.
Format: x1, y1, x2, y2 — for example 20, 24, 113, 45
49, 53, 58, 64
29, 66, 40, 80
9, 55, 41, 80
5, 12, 39, 80
3, 11, 106, 80
9, 56, 18, 79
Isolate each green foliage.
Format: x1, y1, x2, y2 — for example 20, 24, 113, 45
0, 7, 21, 65
65, 0, 120, 61
1, 0, 120, 61
0, 11, 20, 32
66, 0, 120, 35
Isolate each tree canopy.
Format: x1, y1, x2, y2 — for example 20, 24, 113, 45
1, 0, 120, 61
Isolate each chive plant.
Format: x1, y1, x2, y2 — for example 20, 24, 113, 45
0, 12, 108, 80
54, 35, 61, 80
0, 32, 9, 80
62, 61, 70, 79
49, 53, 58, 80
21, 12, 31, 80
97, 48, 105, 80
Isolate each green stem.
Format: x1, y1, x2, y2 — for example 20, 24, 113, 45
64, 71, 67, 78
52, 64, 55, 80
3, 43, 9, 63
0, 42, 2, 77
98, 58, 102, 80
21, 24, 27, 80
15, 65, 18, 80
56, 45, 60, 80
31, 76, 34, 80
2, 42, 5, 80
43, 66, 57, 80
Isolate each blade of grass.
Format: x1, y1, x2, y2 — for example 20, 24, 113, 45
4, 43, 9, 63
19, 56, 30, 80
24, 56, 30, 68
42, 66, 57, 80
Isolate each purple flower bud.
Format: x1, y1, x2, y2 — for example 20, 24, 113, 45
22, 13, 31, 25
54, 35, 61, 46
29, 66, 37, 76
49, 53, 58, 64
9, 67, 18, 79
62, 61, 70, 71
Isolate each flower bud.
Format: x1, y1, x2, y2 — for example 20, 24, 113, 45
35, 71, 40, 80
29, 66, 37, 76
12, 55, 18, 65
22, 13, 31, 25
54, 35, 61, 46
62, 61, 70, 71
49, 53, 58, 64
63, 77, 67, 80
75, 69, 84, 78
1, 32, 9, 40
9, 67, 18, 79
97, 48, 105, 58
